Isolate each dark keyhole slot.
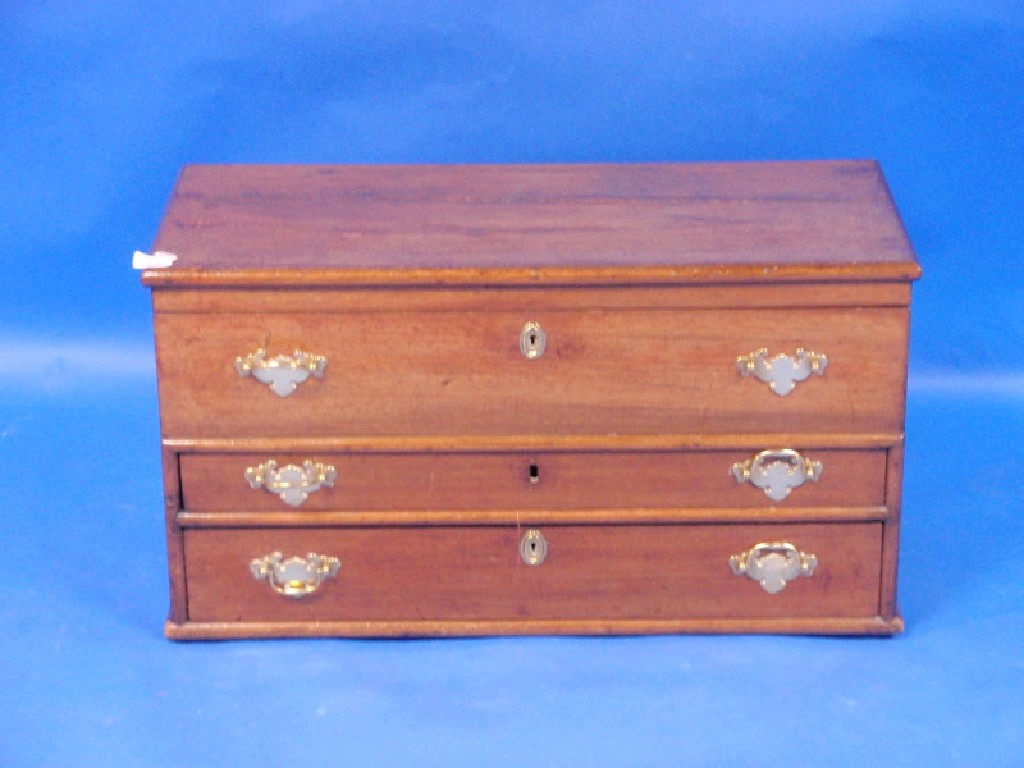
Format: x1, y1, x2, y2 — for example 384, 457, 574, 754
529, 332, 537, 345
528, 463, 540, 484
529, 541, 537, 552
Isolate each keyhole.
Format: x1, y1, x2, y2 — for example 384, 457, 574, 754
520, 321, 546, 359
519, 529, 548, 566
528, 463, 540, 484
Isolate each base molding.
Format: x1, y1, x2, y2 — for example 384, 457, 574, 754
166, 615, 904, 640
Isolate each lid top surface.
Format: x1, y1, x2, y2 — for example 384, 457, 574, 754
147, 161, 920, 285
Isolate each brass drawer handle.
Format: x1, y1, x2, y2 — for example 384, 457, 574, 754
519, 321, 547, 359
729, 542, 817, 594
731, 449, 822, 502
736, 348, 827, 396
245, 460, 336, 507
235, 347, 327, 397
250, 552, 341, 598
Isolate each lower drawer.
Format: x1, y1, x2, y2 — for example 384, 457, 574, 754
179, 523, 884, 631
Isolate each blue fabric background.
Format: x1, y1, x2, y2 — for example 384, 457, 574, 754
1, 2, 1021, 765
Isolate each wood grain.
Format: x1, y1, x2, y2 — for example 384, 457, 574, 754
154, 306, 910, 438
161, 447, 187, 624
145, 162, 920, 286
880, 442, 904, 620
166, 616, 904, 639
164, 432, 904, 452
176, 506, 890, 528
143, 161, 918, 638
182, 523, 883, 623
178, 448, 887, 513
151, 283, 913, 314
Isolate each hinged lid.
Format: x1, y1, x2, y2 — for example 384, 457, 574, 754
141, 161, 921, 288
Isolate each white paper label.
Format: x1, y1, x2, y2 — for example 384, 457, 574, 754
132, 250, 178, 269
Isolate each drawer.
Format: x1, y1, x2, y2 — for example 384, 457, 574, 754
182, 523, 883, 623
179, 449, 887, 513
154, 307, 909, 438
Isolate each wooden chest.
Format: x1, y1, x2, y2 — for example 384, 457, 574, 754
141, 161, 920, 638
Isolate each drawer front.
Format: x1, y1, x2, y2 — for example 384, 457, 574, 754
183, 523, 882, 622
180, 449, 887, 512
154, 307, 909, 438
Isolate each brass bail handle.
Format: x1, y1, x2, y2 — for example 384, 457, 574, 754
245, 460, 337, 507
729, 542, 817, 594
250, 552, 341, 598
731, 449, 822, 502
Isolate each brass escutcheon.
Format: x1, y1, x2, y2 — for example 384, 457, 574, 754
520, 528, 548, 566
519, 321, 547, 359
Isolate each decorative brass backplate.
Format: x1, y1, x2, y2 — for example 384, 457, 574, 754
736, 348, 827, 396
235, 347, 327, 397
250, 552, 341, 598
729, 542, 817, 594
520, 528, 548, 566
731, 449, 822, 502
245, 460, 337, 507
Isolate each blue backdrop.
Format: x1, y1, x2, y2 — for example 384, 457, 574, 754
2, 3, 1022, 766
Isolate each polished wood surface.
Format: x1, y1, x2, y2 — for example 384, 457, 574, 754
179, 449, 886, 513
183, 523, 883, 623
176, 505, 890, 528
880, 442, 905, 620
151, 283, 913, 314
161, 446, 187, 624
167, 616, 904, 639
165, 432, 904, 452
146, 162, 919, 285
154, 306, 910, 438
143, 161, 918, 637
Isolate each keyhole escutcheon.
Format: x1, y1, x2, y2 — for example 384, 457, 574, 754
520, 528, 548, 566
519, 321, 547, 359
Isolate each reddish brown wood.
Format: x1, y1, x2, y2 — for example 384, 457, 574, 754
167, 616, 903, 638
880, 443, 905, 619
150, 283, 913, 314
878, 301, 912, 622
164, 432, 904, 452
176, 506, 890, 528
154, 306, 910, 438
145, 264, 920, 288
143, 161, 919, 638
161, 446, 187, 624
182, 523, 882, 623
179, 449, 886, 513
145, 162, 919, 285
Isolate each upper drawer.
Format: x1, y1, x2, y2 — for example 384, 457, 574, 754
154, 307, 909, 438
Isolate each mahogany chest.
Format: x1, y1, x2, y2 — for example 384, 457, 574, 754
141, 161, 920, 638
